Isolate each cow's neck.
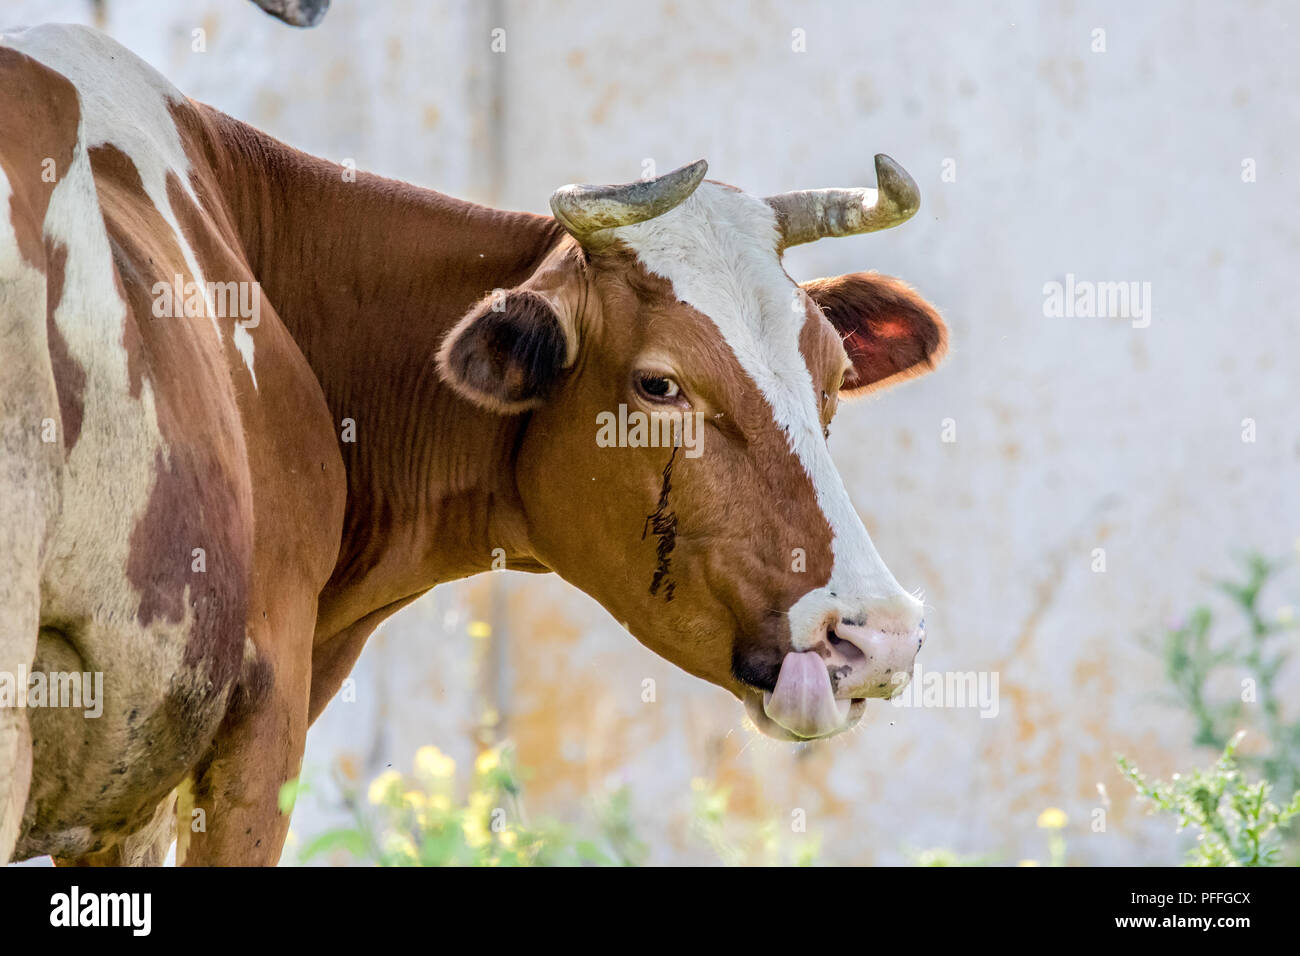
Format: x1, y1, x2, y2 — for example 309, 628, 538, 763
211, 111, 567, 635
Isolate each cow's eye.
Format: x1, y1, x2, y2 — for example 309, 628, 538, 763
636, 373, 681, 402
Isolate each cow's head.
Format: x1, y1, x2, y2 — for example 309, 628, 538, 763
438, 156, 946, 740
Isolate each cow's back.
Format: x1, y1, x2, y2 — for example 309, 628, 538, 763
0, 24, 345, 862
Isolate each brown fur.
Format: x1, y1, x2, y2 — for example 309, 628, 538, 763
802, 272, 948, 395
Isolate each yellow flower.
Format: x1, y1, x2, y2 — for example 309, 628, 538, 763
414, 745, 456, 781
427, 793, 452, 814
366, 769, 402, 806
468, 620, 491, 639
1018, 859, 1041, 867
415, 792, 453, 831
463, 791, 496, 848
1037, 808, 1068, 830
463, 819, 489, 848
381, 832, 418, 864
402, 790, 427, 811
475, 748, 501, 776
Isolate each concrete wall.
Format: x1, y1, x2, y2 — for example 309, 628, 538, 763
10, 0, 1300, 864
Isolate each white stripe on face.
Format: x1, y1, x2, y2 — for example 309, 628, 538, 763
613, 183, 920, 644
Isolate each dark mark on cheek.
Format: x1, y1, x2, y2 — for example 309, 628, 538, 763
641, 445, 679, 602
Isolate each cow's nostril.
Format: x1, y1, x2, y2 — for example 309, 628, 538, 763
812, 610, 923, 701
826, 630, 866, 665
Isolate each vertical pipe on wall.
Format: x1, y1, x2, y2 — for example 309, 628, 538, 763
467, 0, 509, 756
466, 0, 506, 206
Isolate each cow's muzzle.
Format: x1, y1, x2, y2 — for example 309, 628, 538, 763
744, 619, 924, 740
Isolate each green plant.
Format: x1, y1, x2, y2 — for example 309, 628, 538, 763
1118, 731, 1300, 866
905, 846, 997, 867
903, 808, 1068, 867
288, 747, 830, 866
282, 743, 646, 866
688, 778, 821, 866
1134, 549, 1300, 863
1156, 551, 1300, 796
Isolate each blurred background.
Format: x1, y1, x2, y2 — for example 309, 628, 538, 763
8, 0, 1299, 864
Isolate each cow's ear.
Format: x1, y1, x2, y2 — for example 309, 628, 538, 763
802, 272, 947, 396
437, 290, 575, 413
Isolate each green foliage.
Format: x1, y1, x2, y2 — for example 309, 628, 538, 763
907, 807, 1067, 867
688, 779, 821, 866
288, 743, 647, 867
1156, 552, 1300, 796
1120, 550, 1300, 864
288, 748, 825, 866
1118, 732, 1300, 866
905, 847, 997, 867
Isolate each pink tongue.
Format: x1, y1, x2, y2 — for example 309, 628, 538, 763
763, 651, 850, 738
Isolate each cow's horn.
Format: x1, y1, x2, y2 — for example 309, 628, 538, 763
766, 154, 919, 248
549, 160, 708, 242
249, 0, 331, 27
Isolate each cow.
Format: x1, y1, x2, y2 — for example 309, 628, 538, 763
0, 23, 947, 866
